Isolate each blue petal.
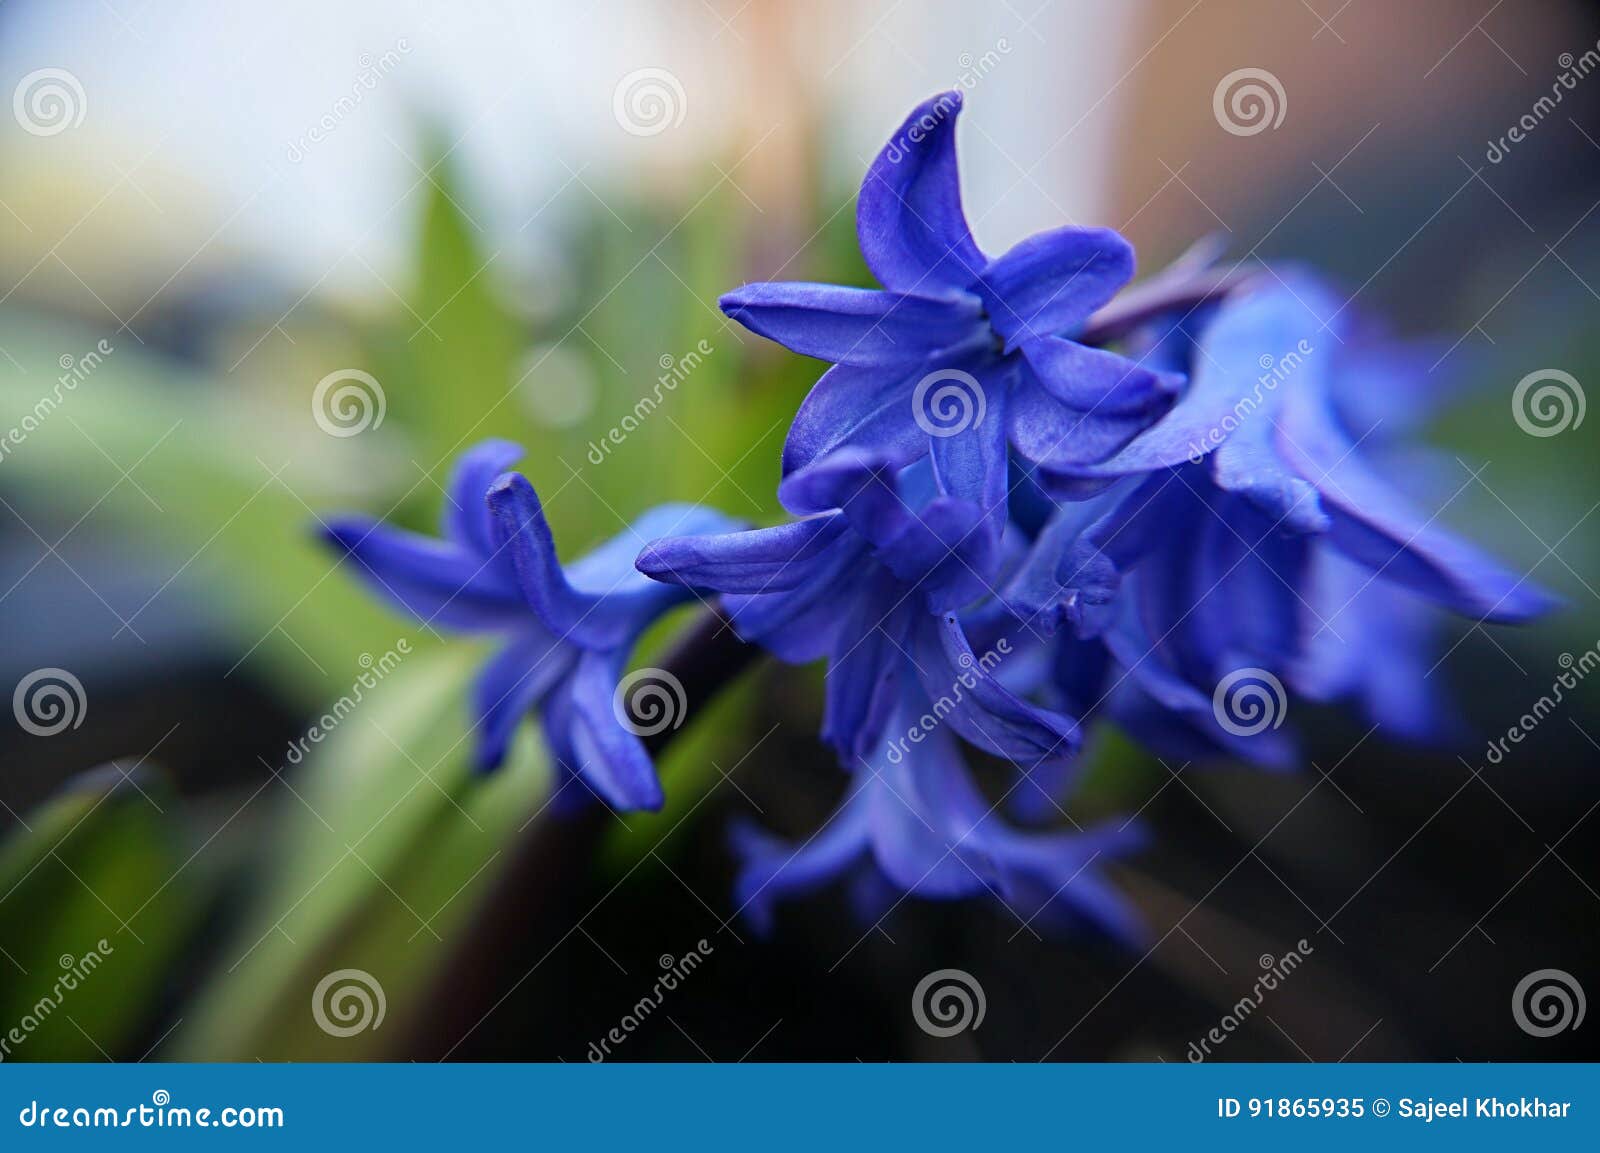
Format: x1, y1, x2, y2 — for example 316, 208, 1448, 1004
929, 373, 1010, 563
487, 475, 707, 648
720, 282, 981, 366
912, 613, 1081, 766
443, 439, 524, 555
729, 786, 872, 936
974, 226, 1134, 348
1028, 280, 1330, 491
320, 517, 521, 631
856, 90, 987, 294
1007, 382, 1167, 475
471, 628, 577, 772
1276, 384, 1558, 621
1018, 336, 1183, 415
543, 648, 665, 812
866, 728, 987, 897
636, 514, 849, 593
822, 571, 913, 762
781, 358, 941, 482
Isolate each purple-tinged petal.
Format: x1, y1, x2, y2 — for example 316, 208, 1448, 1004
867, 731, 987, 897
974, 226, 1134, 348
547, 649, 665, 812
1276, 384, 1559, 622
856, 90, 987, 295
913, 613, 1081, 766
1018, 337, 1183, 416
778, 452, 913, 548
929, 372, 1010, 563
442, 439, 523, 555
720, 282, 982, 366
781, 358, 939, 484
730, 788, 872, 936
1007, 383, 1166, 477
823, 573, 913, 762
471, 629, 577, 772
637, 514, 848, 594
320, 517, 521, 631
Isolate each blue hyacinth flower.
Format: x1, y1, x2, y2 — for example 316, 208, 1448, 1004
636, 451, 1080, 772
1009, 278, 1559, 636
321, 439, 738, 810
729, 678, 1145, 941
719, 90, 1185, 557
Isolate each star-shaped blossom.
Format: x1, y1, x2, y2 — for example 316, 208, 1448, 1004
637, 451, 1079, 771
321, 439, 737, 810
729, 679, 1145, 941
719, 90, 1185, 561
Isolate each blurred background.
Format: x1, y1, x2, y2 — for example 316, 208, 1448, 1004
0, 0, 1596, 1061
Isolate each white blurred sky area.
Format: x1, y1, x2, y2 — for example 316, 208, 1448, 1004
0, 0, 1139, 306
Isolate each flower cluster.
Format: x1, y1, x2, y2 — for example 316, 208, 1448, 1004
324, 91, 1554, 941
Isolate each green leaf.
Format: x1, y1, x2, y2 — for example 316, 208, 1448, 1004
176, 645, 549, 1059
0, 766, 194, 1061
